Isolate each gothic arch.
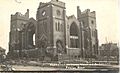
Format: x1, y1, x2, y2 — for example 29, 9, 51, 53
69, 22, 79, 48
70, 22, 79, 36
26, 22, 36, 49
67, 15, 81, 49
68, 15, 80, 29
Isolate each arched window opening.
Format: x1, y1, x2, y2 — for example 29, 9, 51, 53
33, 34, 35, 45
70, 22, 79, 48
70, 22, 78, 36
27, 23, 35, 49
58, 22, 60, 31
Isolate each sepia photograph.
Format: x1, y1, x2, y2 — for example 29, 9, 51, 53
0, 0, 119, 72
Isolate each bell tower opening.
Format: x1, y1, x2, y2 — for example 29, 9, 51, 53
70, 22, 79, 48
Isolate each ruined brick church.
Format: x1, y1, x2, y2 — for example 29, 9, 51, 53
8, 0, 98, 61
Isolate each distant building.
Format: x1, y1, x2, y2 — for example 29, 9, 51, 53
8, 0, 98, 61
98, 43, 119, 61
0, 47, 6, 63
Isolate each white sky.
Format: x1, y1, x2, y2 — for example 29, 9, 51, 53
0, 0, 119, 53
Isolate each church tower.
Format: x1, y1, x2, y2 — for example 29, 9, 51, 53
77, 7, 98, 58
36, 0, 66, 60
9, 9, 29, 58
